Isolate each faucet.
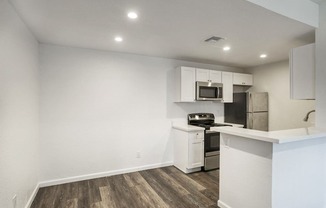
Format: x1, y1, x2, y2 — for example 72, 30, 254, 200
303, 110, 315, 122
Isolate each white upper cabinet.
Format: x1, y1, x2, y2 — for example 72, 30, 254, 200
221, 72, 233, 103
209, 70, 222, 83
175, 66, 196, 102
233, 73, 253, 86
196, 68, 222, 83
290, 43, 315, 100
175, 66, 254, 103
196, 68, 210, 82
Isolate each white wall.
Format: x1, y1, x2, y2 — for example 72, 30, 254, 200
246, 0, 319, 27
219, 134, 273, 208
272, 138, 326, 208
39, 44, 243, 182
315, 2, 326, 204
316, 2, 326, 128
246, 61, 315, 131
0, 1, 40, 208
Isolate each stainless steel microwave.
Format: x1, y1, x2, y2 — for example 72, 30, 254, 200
196, 81, 223, 101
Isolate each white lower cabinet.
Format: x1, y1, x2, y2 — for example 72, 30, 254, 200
173, 129, 204, 173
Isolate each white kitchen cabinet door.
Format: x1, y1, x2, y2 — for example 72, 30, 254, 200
173, 129, 204, 173
222, 72, 233, 103
233, 73, 253, 86
290, 43, 315, 100
209, 70, 222, 83
196, 68, 210, 82
196, 68, 222, 83
175, 66, 196, 102
188, 132, 204, 169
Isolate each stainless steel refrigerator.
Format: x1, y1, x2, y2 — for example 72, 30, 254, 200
224, 92, 268, 131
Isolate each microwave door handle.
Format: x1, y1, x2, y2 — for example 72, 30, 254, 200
218, 87, 222, 98
217, 88, 220, 98
215, 88, 218, 98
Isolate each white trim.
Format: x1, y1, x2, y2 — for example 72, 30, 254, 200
218, 200, 232, 208
39, 161, 173, 187
25, 183, 40, 208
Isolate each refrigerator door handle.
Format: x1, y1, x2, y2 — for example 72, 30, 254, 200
249, 92, 252, 112
251, 116, 253, 129
247, 113, 254, 129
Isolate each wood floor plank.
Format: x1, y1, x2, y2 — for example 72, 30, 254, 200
123, 171, 147, 187
39, 185, 59, 208
188, 171, 219, 191
163, 166, 206, 191
30, 166, 220, 208
207, 204, 219, 208
65, 198, 78, 208
90, 185, 117, 208
150, 168, 190, 196
87, 179, 102, 204
207, 169, 219, 179
90, 177, 108, 188
133, 182, 169, 208
30, 188, 46, 208
161, 168, 215, 207
77, 180, 90, 208
141, 169, 200, 208
200, 188, 219, 203
106, 174, 142, 208
52, 183, 67, 208
139, 170, 189, 208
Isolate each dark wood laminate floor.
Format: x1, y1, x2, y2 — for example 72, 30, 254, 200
31, 166, 219, 208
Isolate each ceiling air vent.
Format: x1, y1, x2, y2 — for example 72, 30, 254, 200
204, 36, 224, 43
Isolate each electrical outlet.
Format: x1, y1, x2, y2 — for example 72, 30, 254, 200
136, 151, 141, 158
12, 195, 17, 208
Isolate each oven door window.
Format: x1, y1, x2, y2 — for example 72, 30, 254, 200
199, 86, 217, 99
205, 132, 220, 152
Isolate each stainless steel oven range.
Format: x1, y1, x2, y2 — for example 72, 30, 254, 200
188, 113, 231, 171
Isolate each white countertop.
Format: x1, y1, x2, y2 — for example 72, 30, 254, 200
214, 126, 326, 144
172, 122, 244, 132
172, 124, 205, 132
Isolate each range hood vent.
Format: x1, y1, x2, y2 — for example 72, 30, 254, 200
204, 36, 224, 43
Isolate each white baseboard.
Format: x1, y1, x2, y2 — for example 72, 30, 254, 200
218, 200, 232, 208
25, 183, 40, 208
39, 161, 173, 188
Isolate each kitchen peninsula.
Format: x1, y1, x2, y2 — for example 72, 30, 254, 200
214, 126, 326, 208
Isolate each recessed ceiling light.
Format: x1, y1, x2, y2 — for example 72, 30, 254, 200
260, 54, 267, 58
114, 36, 123, 42
223, 46, 231, 51
128, 12, 138, 19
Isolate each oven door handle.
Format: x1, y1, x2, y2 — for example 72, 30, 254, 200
205, 130, 219, 134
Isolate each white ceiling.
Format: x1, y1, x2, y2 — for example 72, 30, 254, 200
10, 0, 315, 68
310, 0, 324, 4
